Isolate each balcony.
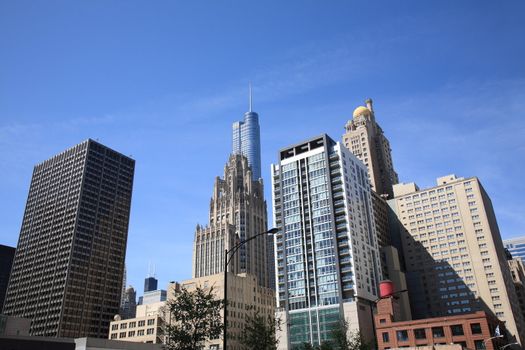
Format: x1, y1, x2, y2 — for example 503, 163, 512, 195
334, 199, 345, 207
336, 223, 347, 231
331, 176, 342, 185
332, 191, 344, 200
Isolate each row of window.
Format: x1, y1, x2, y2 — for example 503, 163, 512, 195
110, 319, 155, 330
382, 322, 484, 343
110, 328, 155, 339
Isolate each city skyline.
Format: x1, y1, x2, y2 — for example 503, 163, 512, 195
1, 0, 524, 296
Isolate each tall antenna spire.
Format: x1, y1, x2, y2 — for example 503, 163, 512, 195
249, 82, 253, 112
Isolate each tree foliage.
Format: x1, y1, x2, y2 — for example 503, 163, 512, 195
331, 319, 372, 350
240, 310, 280, 350
293, 319, 372, 350
163, 286, 223, 350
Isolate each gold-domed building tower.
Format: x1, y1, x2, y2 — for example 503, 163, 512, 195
343, 98, 399, 198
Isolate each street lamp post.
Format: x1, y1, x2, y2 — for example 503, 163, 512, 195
500, 343, 519, 350
223, 228, 278, 350
370, 288, 408, 346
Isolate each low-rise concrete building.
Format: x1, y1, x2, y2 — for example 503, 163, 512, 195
109, 300, 166, 344
0, 336, 162, 350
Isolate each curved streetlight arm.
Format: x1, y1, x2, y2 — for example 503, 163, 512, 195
484, 335, 504, 343
223, 228, 278, 350
226, 229, 278, 266
500, 343, 519, 350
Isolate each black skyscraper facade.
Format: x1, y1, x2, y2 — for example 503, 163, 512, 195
143, 277, 157, 293
0, 244, 15, 311
3, 139, 134, 338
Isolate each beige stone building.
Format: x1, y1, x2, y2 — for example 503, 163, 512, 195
108, 282, 180, 344
342, 100, 411, 321
108, 301, 165, 344
388, 174, 525, 344
180, 273, 276, 350
193, 154, 270, 288
343, 99, 398, 198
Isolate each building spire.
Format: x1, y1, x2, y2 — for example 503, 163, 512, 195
249, 82, 253, 112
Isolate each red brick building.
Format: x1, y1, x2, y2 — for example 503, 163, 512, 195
374, 295, 504, 350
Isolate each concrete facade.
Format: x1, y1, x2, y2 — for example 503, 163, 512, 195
388, 175, 525, 344
109, 300, 166, 344
0, 315, 30, 336
0, 335, 162, 350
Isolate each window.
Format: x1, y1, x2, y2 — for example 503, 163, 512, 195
397, 330, 409, 342
414, 328, 427, 339
111, 324, 118, 331
147, 319, 155, 326
119, 332, 126, 338
138, 320, 145, 327
451, 324, 464, 336
120, 323, 127, 329
382, 332, 390, 342
128, 331, 135, 337
471, 323, 482, 334
432, 327, 445, 338
147, 328, 155, 335
137, 330, 145, 336
379, 318, 387, 324
475, 340, 486, 350
110, 333, 117, 339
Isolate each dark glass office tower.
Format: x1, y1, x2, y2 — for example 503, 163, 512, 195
3, 139, 134, 338
143, 276, 158, 293
0, 244, 15, 311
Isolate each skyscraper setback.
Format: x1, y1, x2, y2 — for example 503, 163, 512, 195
232, 86, 262, 179
3, 139, 134, 338
272, 134, 381, 348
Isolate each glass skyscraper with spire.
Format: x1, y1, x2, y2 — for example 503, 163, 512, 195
232, 86, 261, 179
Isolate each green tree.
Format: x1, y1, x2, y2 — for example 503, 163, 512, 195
240, 310, 280, 350
330, 319, 372, 350
163, 286, 223, 350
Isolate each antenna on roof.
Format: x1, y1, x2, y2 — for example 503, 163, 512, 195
249, 82, 253, 112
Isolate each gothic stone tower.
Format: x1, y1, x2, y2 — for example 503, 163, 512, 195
193, 154, 269, 287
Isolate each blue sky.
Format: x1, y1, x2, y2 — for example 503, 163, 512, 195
1, 1, 524, 296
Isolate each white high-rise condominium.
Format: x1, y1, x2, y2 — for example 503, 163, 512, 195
272, 134, 381, 349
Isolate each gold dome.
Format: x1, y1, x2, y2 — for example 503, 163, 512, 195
352, 106, 371, 119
